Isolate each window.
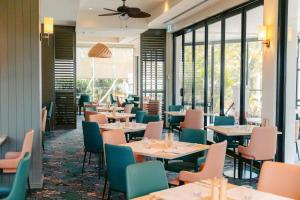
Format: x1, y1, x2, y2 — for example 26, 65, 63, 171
246, 6, 264, 118
224, 14, 242, 118
195, 28, 205, 109
76, 47, 134, 103
208, 22, 221, 115
183, 31, 194, 109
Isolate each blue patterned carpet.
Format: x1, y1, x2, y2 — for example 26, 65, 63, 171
28, 116, 257, 199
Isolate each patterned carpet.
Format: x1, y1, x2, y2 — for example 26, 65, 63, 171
28, 116, 257, 199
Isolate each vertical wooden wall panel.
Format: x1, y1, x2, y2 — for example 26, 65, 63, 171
0, 0, 42, 188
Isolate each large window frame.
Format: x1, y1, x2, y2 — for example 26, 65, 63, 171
172, 0, 263, 125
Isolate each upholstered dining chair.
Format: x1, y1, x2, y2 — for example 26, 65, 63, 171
177, 141, 227, 184
79, 94, 91, 115
0, 153, 31, 200
87, 113, 107, 124
81, 121, 104, 179
237, 127, 277, 183
126, 161, 169, 200
144, 121, 163, 140
258, 161, 300, 199
84, 110, 98, 121
135, 111, 147, 123
0, 129, 34, 192
295, 120, 300, 160
168, 105, 184, 132
165, 128, 207, 173
142, 114, 160, 124
104, 144, 135, 200
42, 107, 47, 151
46, 101, 54, 131
180, 109, 204, 130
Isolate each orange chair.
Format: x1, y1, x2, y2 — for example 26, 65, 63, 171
42, 107, 47, 151
0, 129, 34, 173
144, 121, 163, 140
87, 113, 108, 124
84, 110, 98, 121
258, 161, 300, 199
176, 141, 227, 184
237, 127, 277, 183
180, 109, 204, 130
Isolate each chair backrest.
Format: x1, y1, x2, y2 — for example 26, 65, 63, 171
144, 121, 163, 140
124, 104, 134, 114
146, 100, 160, 115
117, 96, 123, 107
82, 121, 103, 153
84, 110, 98, 121
136, 111, 147, 123
105, 144, 135, 192
102, 129, 126, 145
79, 94, 91, 106
213, 116, 235, 143
214, 116, 235, 126
180, 128, 207, 162
5, 153, 31, 200
295, 120, 300, 142
258, 161, 300, 199
182, 109, 204, 129
246, 127, 277, 160
142, 114, 160, 124
169, 105, 183, 112
42, 107, 47, 132
87, 113, 107, 124
131, 107, 142, 114
110, 94, 116, 104
20, 130, 34, 159
47, 101, 54, 119
184, 141, 226, 181
126, 161, 169, 199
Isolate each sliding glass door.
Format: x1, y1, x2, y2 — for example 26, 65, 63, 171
173, 1, 263, 124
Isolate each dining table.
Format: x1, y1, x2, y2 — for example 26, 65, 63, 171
97, 106, 124, 112
165, 111, 216, 117
120, 139, 209, 160
133, 179, 292, 200
99, 112, 135, 121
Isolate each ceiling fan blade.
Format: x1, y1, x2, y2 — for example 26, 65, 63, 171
98, 13, 120, 16
104, 8, 119, 13
128, 11, 151, 18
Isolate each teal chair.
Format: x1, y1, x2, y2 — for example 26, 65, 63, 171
47, 101, 54, 131
82, 121, 104, 179
165, 128, 207, 173
135, 111, 147, 123
168, 105, 184, 131
129, 111, 147, 141
142, 114, 160, 124
79, 94, 91, 115
103, 144, 135, 200
0, 153, 31, 200
131, 107, 142, 115
126, 161, 169, 200
213, 116, 240, 179
110, 94, 117, 105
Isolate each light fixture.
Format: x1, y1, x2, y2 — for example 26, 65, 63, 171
119, 13, 129, 21
89, 7, 93, 10
88, 43, 112, 58
258, 25, 270, 48
41, 17, 54, 46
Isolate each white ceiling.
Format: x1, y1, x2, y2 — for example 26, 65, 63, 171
41, 0, 248, 45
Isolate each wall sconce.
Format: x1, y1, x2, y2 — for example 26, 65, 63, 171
258, 25, 270, 48
41, 17, 54, 46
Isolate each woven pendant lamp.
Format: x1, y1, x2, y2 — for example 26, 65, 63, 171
88, 43, 112, 58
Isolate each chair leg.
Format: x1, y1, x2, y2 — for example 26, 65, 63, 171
48, 119, 51, 131
42, 134, 45, 152
82, 150, 87, 174
88, 152, 92, 164
233, 154, 236, 180
27, 177, 31, 194
102, 175, 108, 200
107, 188, 112, 200
296, 142, 300, 160
249, 160, 253, 185
98, 153, 101, 179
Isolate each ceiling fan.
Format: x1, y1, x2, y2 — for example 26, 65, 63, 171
98, 0, 151, 20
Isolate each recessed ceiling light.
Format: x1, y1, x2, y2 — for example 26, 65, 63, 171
89, 7, 93, 10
